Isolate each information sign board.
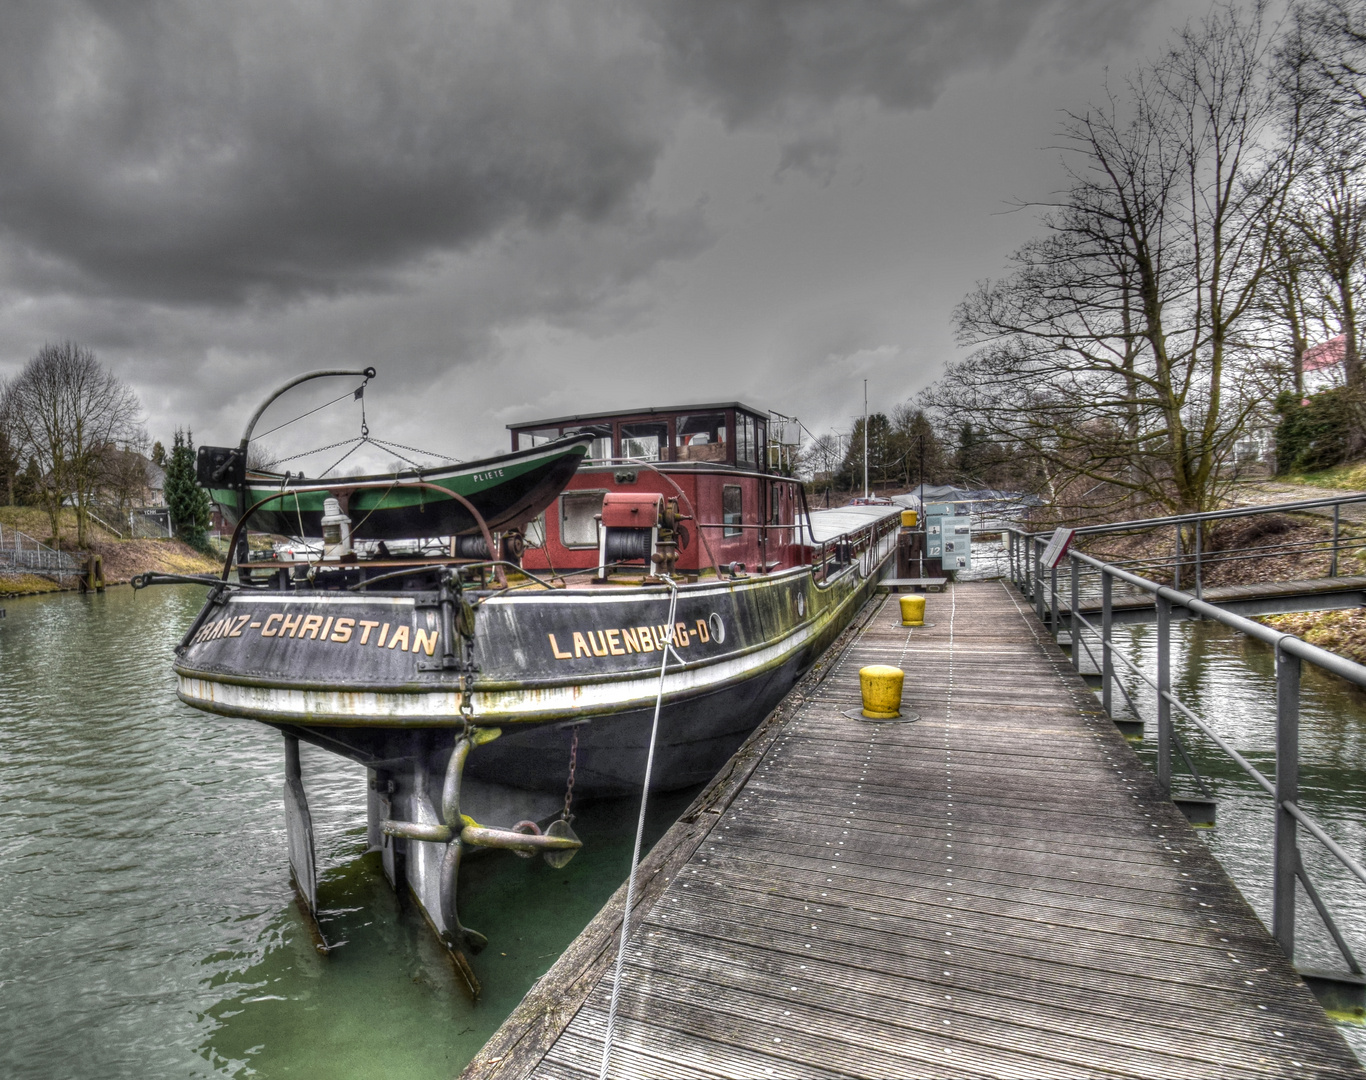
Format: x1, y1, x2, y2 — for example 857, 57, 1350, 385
1040, 528, 1076, 569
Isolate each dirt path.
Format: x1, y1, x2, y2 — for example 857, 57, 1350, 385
1226, 479, 1366, 523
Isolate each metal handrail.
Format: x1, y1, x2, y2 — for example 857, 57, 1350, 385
1020, 490, 1366, 538
1006, 523, 1366, 977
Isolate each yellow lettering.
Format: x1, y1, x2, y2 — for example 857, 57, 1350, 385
657, 624, 673, 647
414, 628, 439, 656
589, 631, 609, 657
621, 627, 640, 653
548, 633, 572, 660
377, 623, 391, 648
319, 616, 334, 640
675, 621, 689, 647
301, 614, 324, 640
387, 625, 410, 651
695, 618, 710, 643
636, 626, 656, 652
281, 613, 302, 638
331, 617, 354, 643
261, 613, 283, 637
358, 620, 380, 644
572, 632, 592, 659
606, 628, 624, 656
229, 615, 250, 638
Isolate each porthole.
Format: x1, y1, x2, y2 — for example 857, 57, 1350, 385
708, 612, 726, 643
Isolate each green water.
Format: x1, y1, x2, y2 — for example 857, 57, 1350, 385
1107, 619, 1366, 1059
0, 585, 694, 1079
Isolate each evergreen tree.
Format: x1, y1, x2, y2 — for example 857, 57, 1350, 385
151, 440, 166, 467
164, 429, 212, 551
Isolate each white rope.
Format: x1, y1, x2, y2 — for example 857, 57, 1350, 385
598, 578, 682, 1080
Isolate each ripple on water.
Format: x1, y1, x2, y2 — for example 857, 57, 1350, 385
0, 585, 694, 1079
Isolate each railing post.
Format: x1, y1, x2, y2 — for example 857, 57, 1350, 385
1035, 539, 1045, 623
1069, 554, 1080, 671
1156, 595, 1172, 795
1050, 561, 1059, 633
1194, 518, 1203, 600
1273, 642, 1301, 958
1173, 524, 1182, 592
1102, 569, 1114, 717
1331, 504, 1340, 578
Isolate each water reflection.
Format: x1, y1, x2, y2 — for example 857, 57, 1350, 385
0, 585, 696, 1079
1096, 618, 1366, 1056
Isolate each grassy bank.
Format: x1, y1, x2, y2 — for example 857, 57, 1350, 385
0, 506, 218, 596
1275, 462, 1366, 491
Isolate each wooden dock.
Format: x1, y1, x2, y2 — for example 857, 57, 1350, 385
464, 581, 1363, 1079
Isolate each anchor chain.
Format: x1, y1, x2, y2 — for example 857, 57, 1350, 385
562, 724, 580, 823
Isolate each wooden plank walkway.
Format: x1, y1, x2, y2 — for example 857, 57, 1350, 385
464, 581, 1363, 1079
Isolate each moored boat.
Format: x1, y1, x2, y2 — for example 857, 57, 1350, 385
154, 382, 902, 967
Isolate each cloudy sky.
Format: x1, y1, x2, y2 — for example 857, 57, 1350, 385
0, 0, 1210, 470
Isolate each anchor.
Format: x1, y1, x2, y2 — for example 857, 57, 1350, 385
381, 725, 582, 953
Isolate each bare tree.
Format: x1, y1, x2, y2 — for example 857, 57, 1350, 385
1, 342, 144, 545
928, 3, 1285, 518
1274, 2, 1366, 394
100, 433, 153, 515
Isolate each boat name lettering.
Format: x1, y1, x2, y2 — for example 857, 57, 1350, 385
190, 613, 439, 655
547, 619, 711, 661
471, 468, 505, 483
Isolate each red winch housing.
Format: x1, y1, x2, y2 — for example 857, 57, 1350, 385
600, 492, 663, 529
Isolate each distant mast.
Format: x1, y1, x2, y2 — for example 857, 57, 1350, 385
862, 379, 869, 500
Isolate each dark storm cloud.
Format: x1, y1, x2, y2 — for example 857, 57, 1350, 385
0, 0, 1161, 317
0, 0, 669, 304
641, 0, 1162, 125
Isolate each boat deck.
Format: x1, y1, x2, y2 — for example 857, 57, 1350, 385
462, 581, 1362, 1079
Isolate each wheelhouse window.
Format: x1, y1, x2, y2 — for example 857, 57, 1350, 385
722, 485, 743, 537
560, 491, 604, 547
620, 421, 668, 462
769, 483, 781, 525
737, 413, 758, 468
565, 424, 612, 462
675, 413, 729, 463
517, 427, 560, 451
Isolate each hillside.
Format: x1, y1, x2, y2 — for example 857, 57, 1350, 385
0, 507, 219, 596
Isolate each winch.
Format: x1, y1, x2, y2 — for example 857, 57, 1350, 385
596, 492, 686, 580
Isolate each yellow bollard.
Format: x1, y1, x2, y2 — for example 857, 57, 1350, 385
859, 665, 904, 719
900, 509, 918, 529
900, 594, 926, 627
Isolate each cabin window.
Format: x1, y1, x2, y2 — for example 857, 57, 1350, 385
737, 414, 758, 468
560, 491, 604, 547
565, 424, 612, 462
722, 485, 743, 537
620, 421, 668, 462
675, 413, 728, 463
755, 419, 767, 471
769, 484, 781, 525
517, 427, 560, 450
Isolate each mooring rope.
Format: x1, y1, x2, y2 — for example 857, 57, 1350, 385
598, 578, 682, 1080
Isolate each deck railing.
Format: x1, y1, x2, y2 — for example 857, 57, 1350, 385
1007, 524, 1366, 991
